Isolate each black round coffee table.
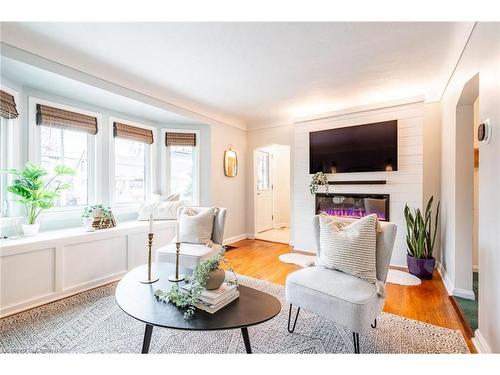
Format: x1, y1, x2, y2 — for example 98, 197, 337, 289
115, 263, 281, 353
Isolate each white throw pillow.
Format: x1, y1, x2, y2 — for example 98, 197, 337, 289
318, 214, 378, 285
178, 207, 215, 244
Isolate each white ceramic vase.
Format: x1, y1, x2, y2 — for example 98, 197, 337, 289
22, 223, 40, 236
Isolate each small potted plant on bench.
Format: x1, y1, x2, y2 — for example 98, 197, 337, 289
404, 196, 440, 279
81, 204, 116, 231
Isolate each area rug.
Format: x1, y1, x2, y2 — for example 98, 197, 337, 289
278, 253, 316, 267
386, 269, 422, 286
0, 275, 468, 354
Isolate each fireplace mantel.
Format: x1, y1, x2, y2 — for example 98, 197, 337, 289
326, 180, 387, 185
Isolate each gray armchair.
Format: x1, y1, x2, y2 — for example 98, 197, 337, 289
156, 207, 227, 269
285, 215, 397, 353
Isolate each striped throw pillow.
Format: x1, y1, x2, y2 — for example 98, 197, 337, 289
318, 214, 378, 284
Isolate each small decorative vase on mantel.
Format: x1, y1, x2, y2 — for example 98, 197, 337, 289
205, 268, 225, 290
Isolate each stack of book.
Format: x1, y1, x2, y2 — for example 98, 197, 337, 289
182, 282, 239, 314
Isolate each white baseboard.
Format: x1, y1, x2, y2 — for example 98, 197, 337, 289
223, 233, 251, 245
454, 288, 476, 300
437, 262, 455, 296
437, 262, 476, 299
473, 329, 493, 353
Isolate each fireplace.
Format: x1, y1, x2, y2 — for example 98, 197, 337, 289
315, 193, 390, 221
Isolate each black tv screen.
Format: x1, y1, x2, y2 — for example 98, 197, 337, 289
309, 120, 398, 174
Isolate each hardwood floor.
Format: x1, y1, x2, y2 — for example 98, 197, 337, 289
224, 238, 476, 353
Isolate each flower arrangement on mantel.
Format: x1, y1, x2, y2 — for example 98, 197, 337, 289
309, 172, 329, 195
154, 247, 238, 319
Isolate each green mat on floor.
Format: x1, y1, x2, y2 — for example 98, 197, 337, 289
454, 272, 478, 331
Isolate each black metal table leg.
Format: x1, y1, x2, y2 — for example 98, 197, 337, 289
241, 327, 252, 354
142, 324, 153, 353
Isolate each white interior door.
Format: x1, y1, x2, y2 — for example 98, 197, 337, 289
255, 149, 273, 233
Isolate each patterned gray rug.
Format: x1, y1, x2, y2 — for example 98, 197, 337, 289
0, 275, 469, 354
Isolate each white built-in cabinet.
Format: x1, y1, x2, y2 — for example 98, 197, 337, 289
0, 220, 176, 317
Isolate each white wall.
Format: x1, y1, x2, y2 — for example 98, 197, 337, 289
293, 101, 432, 267
210, 122, 247, 242
246, 125, 294, 238
271, 144, 291, 228
440, 22, 500, 353
473, 98, 479, 272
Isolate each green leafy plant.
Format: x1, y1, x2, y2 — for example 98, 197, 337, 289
154, 247, 237, 319
82, 204, 113, 228
2, 163, 75, 224
404, 196, 440, 259
309, 172, 329, 195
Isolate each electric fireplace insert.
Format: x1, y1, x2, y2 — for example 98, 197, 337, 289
315, 193, 390, 221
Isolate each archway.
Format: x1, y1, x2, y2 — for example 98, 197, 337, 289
453, 73, 479, 301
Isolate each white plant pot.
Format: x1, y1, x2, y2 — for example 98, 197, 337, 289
82, 217, 95, 232
22, 223, 40, 236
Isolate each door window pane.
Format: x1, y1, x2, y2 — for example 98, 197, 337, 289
40, 127, 88, 207
257, 151, 270, 191
114, 138, 146, 204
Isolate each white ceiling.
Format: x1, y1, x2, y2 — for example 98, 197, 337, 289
0, 56, 200, 124
0, 22, 474, 129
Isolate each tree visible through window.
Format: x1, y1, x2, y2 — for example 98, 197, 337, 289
114, 138, 146, 204
40, 127, 88, 207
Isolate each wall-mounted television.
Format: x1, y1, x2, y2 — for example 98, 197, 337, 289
309, 120, 398, 174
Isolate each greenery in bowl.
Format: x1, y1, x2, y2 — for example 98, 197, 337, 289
404, 196, 440, 259
2, 163, 75, 224
309, 172, 329, 195
154, 247, 237, 319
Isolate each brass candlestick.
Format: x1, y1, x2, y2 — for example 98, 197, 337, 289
168, 242, 185, 282
139, 233, 159, 284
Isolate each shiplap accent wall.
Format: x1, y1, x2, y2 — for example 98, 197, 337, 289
292, 102, 424, 267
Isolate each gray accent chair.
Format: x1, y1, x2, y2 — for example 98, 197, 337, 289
285, 215, 397, 353
156, 207, 227, 269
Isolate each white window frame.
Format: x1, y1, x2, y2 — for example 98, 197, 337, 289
160, 128, 200, 206
108, 116, 156, 209
0, 85, 21, 218
28, 96, 99, 213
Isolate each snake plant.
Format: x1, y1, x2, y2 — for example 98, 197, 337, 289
404, 196, 440, 259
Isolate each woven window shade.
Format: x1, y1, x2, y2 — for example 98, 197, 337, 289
165, 132, 196, 147
113, 122, 154, 144
0, 90, 19, 119
36, 104, 98, 134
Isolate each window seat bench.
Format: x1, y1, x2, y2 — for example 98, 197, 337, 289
0, 220, 176, 318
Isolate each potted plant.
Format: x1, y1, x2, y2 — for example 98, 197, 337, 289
2, 163, 75, 236
81, 204, 115, 231
404, 196, 440, 279
154, 247, 237, 319
309, 171, 329, 195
